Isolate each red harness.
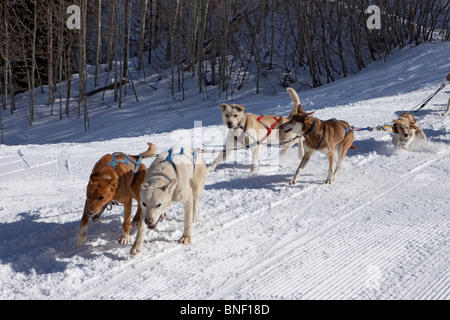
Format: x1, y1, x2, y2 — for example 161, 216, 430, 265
256, 115, 281, 138
236, 115, 281, 149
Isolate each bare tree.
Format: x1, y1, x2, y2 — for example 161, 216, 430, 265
95, 0, 102, 87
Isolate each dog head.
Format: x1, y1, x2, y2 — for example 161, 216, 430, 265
140, 179, 177, 230
220, 103, 246, 129
393, 118, 418, 140
280, 112, 315, 135
84, 173, 119, 221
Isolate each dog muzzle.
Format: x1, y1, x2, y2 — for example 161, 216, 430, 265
90, 202, 111, 222
145, 213, 165, 230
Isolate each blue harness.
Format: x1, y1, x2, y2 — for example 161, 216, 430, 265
164, 148, 197, 169
108, 153, 143, 176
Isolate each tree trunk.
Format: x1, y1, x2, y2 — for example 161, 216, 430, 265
48, 0, 55, 111
95, 0, 102, 87
30, 0, 37, 125
137, 0, 148, 70
123, 0, 131, 94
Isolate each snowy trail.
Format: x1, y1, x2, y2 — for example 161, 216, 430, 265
70, 149, 449, 300
1, 42, 449, 300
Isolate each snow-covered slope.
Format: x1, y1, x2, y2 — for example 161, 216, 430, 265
0, 42, 449, 300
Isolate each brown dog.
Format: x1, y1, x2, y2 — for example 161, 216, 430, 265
280, 113, 356, 184
392, 112, 426, 149
76, 142, 157, 246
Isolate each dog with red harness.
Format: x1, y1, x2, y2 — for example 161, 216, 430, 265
207, 88, 305, 174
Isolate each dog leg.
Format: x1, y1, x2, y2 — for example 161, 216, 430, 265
118, 201, 132, 246
250, 145, 260, 174
392, 134, 400, 146
297, 138, 304, 159
416, 129, 427, 140
331, 145, 346, 183
131, 169, 145, 228
325, 149, 335, 184
179, 198, 194, 245
193, 197, 200, 223
402, 132, 416, 150
290, 150, 313, 185
76, 214, 89, 246
130, 214, 147, 255
131, 204, 141, 228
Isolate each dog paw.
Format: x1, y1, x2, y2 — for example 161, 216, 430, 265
117, 233, 130, 246
178, 235, 192, 245
324, 179, 332, 184
250, 166, 258, 174
289, 180, 297, 185
75, 235, 86, 246
130, 246, 141, 255
75, 228, 87, 246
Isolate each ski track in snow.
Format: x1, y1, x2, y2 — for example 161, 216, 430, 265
71, 150, 450, 300
1, 42, 450, 300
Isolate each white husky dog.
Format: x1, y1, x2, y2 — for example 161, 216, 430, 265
207, 87, 305, 174
130, 146, 206, 255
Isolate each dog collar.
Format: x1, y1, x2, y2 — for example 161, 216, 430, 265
303, 119, 316, 136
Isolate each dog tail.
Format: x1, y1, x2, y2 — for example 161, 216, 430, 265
287, 87, 305, 117
139, 142, 157, 158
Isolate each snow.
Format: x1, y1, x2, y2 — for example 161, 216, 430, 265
0, 42, 449, 300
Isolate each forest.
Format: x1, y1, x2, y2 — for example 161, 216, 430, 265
0, 0, 449, 127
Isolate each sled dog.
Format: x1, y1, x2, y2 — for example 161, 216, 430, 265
207, 87, 305, 174
280, 112, 356, 184
76, 143, 157, 246
130, 146, 206, 255
392, 112, 427, 149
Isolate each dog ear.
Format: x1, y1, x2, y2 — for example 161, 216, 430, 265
219, 104, 229, 111
107, 178, 119, 190
89, 173, 99, 184
392, 121, 399, 133
164, 178, 177, 194
305, 111, 315, 118
233, 104, 245, 112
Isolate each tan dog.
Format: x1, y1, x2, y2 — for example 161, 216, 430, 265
392, 112, 426, 149
76, 142, 157, 246
280, 113, 356, 184
207, 87, 304, 174
130, 146, 206, 255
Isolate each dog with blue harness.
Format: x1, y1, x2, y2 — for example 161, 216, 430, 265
131, 146, 206, 255
76, 142, 157, 246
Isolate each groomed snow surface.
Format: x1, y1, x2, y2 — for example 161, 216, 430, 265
0, 42, 449, 300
